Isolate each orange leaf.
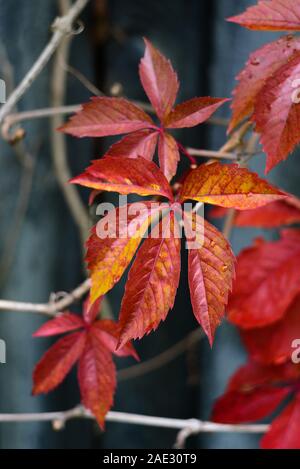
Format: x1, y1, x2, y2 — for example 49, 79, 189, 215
187, 215, 235, 345
59, 97, 154, 137
71, 156, 173, 200
228, 0, 300, 31
86, 203, 160, 303
118, 212, 181, 347
179, 162, 285, 209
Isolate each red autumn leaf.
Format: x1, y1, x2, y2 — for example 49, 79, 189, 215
86, 202, 162, 303
61, 39, 227, 181
228, 36, 300, 133
228, 230, 300, 328
212, 360, 292, 424
118, 212, 181, 348
59, 97, 154, 137
139, 38, 179, 122
71, 156, 173, 200
165, 97, 229, 128
33, 298, 137, 427
179, 162, 286, 209
261, 396, 300, 449
228, 0, 300, 31
212, 386, 289, 424
32, 332, 86, 394
83, 295, 103, 324
78, 332, 116, 429
253, 52, 300, 172
158, 132, 180, 183
241, 294, 300, 365
227, 360, 300, 391
91, 320, 139, 360
105, 129, 158, 160
187, 215, 235, 346
212, 360, 300, 448
210, 195, 300, 228
33, 313, 84, 337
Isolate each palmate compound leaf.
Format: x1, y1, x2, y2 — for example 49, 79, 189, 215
186, 213, 235, 346
86, 202, 163, 304
179, 162, 286, 209
210, 194, 300, 228
228, 229, 300, 328
118, 211, 181, 348
59, 97, 155, 137
71, 156, 173, 200
241, 294, 300, 365
228, 36, 300, 133
228, 0, 300, 31
33, 304, 138, 427
60, 39, 228, 182
253, 51, 300, 172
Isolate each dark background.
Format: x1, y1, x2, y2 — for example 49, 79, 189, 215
0, 0, 299, 449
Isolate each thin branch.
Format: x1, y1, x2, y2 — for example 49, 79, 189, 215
0, 278, 91, 316
118, 329, 204, 381
187, 147, 238, 160
0, 404, 269, 446
0, 0, 89, 125
50, 0, 90, 247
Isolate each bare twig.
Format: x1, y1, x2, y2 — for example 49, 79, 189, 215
187, 147, 238, 160
0, 404, 269, 447
0, 0, 89, 125
0, 278, 91, 316
118, 329, 204, 381
50, 0, 90, 247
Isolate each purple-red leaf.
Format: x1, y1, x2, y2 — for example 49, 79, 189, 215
139, 38, 179, 122
253, 52, 300, 172
158, 132, 180, 181
228, 1, 300, 31
229, 36, 300, 132
105, 129, 158, 160
165, 97, 229, 129
59, 97, 154, 137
